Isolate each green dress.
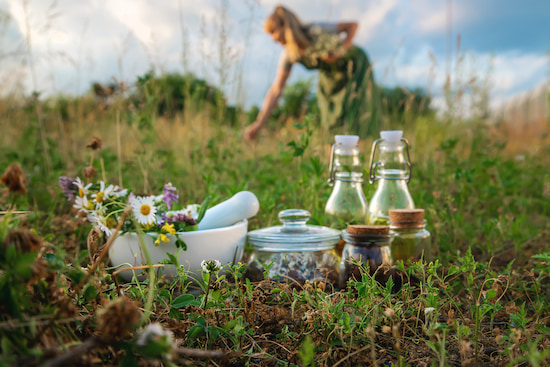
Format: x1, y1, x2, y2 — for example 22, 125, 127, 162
278, 24, 380, 137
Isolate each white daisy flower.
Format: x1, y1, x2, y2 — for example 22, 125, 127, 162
131, 196, 157, 225
112, 186, 128, 198
73, 195, 93, 212
95, 181, 127, 203
74, 177, 92, 198
88, 211, 113, 237
91, 181, 109, 204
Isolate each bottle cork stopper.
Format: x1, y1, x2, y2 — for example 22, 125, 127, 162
388, 209, 425, 225
347, 224, 389, 235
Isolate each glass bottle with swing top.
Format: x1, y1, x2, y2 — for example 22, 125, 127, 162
324, 135, 368, 229
366, 130, 414, 225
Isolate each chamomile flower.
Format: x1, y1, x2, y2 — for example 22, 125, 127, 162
112, 187, 128, 198
73, 195, 94, 212
74, 177, 92, 198
92, 181, 111, 204
131, 196, 157, 225
88, 211, 113, 237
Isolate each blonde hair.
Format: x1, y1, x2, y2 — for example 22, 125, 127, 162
264, 6, 311, 63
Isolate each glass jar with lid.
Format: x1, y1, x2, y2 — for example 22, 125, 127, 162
388, 209, 432, 262
244, 209, 341, 288
339, 225, 393, 289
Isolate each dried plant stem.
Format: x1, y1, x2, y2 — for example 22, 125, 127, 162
113, 264, 165, 297
116, 109, 123, 187
333, 345, 371, 367
75, 208, 131, 293
43, 336, 101, 367
176, 346, 226, 359
0, 210, 32, 215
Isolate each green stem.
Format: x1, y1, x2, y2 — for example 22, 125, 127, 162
203, 273, 211, 310
134, 221, 156, 325
8, 194, 16, 212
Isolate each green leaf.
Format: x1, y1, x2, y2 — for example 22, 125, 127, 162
485, 288, 497, 301
43, 253, 66, 271
298, 335, 315, 366
172, 294, 197, 308
67, 268, 86, 284
187, 324, 206, 340
83, 284, 99, 301
175, 237, 187, 250
447, 265, 460, 276
169, 307, 183, 321
197, 196, 211, 224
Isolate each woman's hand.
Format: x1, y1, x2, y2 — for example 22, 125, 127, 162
244, 121, 261, 141
321, 49, 345, 64
338, 22, 358, 52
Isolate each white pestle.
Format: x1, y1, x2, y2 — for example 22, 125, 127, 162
198, 191, 260, 230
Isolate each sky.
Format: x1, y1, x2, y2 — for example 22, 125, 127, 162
0, 0, 549, 114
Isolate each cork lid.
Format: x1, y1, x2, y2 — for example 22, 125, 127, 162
389, 209, 425, 228
347, 224, 389, 235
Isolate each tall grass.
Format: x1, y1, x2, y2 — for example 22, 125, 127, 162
1, 74, 548, 261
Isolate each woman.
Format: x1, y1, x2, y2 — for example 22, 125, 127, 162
244, 5, 379, 140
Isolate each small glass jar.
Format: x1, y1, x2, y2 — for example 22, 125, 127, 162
389, 209, 432, 262
245, 209, 341, 287
339, 225, 393, 289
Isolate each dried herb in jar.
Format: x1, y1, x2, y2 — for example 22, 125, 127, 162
339, 225, 392, 289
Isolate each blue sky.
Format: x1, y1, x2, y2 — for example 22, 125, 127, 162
0, 0, 548, 114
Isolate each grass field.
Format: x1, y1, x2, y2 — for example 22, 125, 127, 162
1, 72, 550, 366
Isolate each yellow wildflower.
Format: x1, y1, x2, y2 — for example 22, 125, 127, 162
162, 223, 176, 235
155, 234, 169, 246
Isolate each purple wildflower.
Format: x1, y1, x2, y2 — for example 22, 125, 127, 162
163, 183, 179, 209
160, 212, 197, 227
58, 176, 77, 201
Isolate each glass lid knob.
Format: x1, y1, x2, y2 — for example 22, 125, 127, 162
278, 209, 310, 233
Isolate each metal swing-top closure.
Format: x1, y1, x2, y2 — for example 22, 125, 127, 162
368, 131, 413, 185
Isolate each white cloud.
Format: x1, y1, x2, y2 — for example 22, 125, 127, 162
353, 0, 400, 43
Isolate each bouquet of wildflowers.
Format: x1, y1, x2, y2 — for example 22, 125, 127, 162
304, 25, 346, 66
59, 177, 207, 248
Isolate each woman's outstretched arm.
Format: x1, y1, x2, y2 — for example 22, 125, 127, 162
338, 22, 358, 51
244, 67, 291, 141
